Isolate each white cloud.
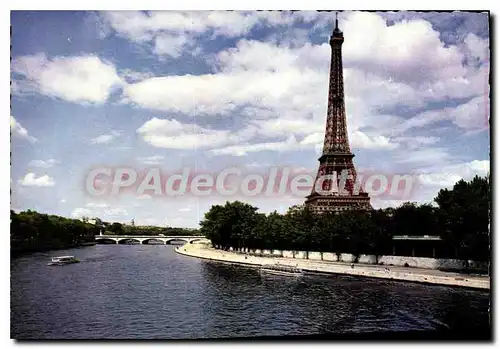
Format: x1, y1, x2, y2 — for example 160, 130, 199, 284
392, 136, 440, 150
153, 33, 191, 58
91, 130, 122, 144
10, 116, 37, 143
342, 12, 466, 85
350, 131, 399, 150
210, 135, 302, 156
244, 162, 273, 169
71, 208, 93, 218
29, 159, 59, 168
136, 117, 256, 150
408, 159, 490, 207
418, 159, 489, 182
372, 199, 412, 210
451, 95, 489, 131
11, 54, 123, 103
300, 133, 324, 145
463, 33, 489, 64
18, 173, 55, 187
466, 159, 491, 175
86, 202, 109, 208
122, 38, 331, 118
253, 115, 325, 139
105, 207, 128, 216
390, 109, 447, 136
115, 145, 132, 152
394, 147, 453, 166
418, 173, 464, 188
389, 96, 489, 136
211, 122, 398, 157
98, 11, 315, 59
137, 155, 165, 165
71, 203, 128, 219
124, 72, 286, 115
99, 11, 325, 40
370, 160, 489, 209
124, 12, 488, 161
8, 12, 491, 230
238, 128, 400, 155
119, 68, 155, 83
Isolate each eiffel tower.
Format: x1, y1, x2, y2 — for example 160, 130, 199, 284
305, 13, 372, 214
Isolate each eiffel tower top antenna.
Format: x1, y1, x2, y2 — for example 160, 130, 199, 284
332, 11, 343, 37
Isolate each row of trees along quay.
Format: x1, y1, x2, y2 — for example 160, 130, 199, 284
200, 175, 490, 273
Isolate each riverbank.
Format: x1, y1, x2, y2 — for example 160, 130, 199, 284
176, 243, 490, 290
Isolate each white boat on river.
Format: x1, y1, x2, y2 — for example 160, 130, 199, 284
260, 264, 304, 277
47, 256, 80, 266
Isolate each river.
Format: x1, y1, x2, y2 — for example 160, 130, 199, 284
11, 244, 490, 339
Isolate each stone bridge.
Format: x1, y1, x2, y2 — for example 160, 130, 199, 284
95, 235, 209, 245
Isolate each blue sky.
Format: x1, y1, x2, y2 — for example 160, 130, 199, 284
10, 11, 490, 227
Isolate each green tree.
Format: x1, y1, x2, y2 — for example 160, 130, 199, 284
284, 204, 316, 253
392, 202, 426, 236
200, 201, 260, 250
195, 175, 490, 274
109, 222, 124, 235
11, 210, 98, 255
367, 209, 393, 262
435, 175, 490, 267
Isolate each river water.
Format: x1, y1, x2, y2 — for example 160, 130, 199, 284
11, 244, 490, 339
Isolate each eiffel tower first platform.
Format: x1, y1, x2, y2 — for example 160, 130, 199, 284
305, 14, 372, 214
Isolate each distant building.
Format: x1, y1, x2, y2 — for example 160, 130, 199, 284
392, 235, 450, 259
79, 217, 97, 225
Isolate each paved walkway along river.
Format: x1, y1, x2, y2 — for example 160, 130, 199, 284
177, 244, 490, 290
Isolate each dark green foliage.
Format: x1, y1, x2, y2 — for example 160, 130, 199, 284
434, 175, 490, 264
117, 225, 200, 236
199, 176, 491, 263
200, 201, 260, 250
108, 222, 124, 234
10, 210, 202, 255
200, 202, 395, 257
10, 210, 98, 255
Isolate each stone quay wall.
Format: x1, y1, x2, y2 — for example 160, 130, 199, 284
176, 244, 490, 290
230, 248, 488, 273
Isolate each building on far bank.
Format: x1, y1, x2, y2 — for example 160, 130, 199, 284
391, 235, 449, 259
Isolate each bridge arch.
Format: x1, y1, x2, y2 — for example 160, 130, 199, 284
96, 238, 117, 244
189, 238, 208, 244
142, 238, 165, 245
165, 238, 188, 245
95, 235, 206, 246
117, 238, 141, 245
